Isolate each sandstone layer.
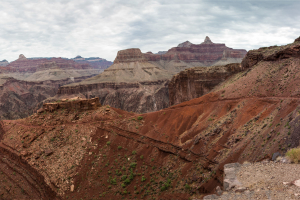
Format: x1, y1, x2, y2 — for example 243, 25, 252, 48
144, 36, 247, 74
55, 48, 172, 113
169, 63, 242, 106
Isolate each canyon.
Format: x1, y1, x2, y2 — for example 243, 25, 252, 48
55, 48, 172, 113
54, 38, 246, 113
0, 37, 300, 199
0, 54, 112, 120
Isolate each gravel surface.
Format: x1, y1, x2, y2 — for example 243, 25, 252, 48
204, 162, 300, 200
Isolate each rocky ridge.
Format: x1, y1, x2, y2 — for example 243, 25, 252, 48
144, 36, 247, 74
0, 55, 103, 81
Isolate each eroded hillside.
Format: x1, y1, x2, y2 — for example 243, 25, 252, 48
1, 38, 300, 199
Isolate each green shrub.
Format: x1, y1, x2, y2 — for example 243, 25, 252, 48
107, 141, 111, 145
185, 183, 191, 190
286, 148, 300, 163
137, 116, 143, 120
141, 176, 146, 182
132, 150, 137, 155
121, 175, 127, 181
140, 155, 144, 159
130, 162, 137, 168
118, 146, 122, 150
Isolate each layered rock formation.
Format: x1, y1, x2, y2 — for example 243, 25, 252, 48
169, 63, 242, 106
55, 48, 172, 113
0, 54, 111, 120
72, 55, 112, 69
241, 38, 300, 70
144, 36, 247, 74
0, 75, 95, 120
0, 54, 110, 81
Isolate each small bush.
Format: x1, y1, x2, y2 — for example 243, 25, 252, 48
132, 151, 137, 155
140, 155, 144, 159
286, 148, 300, 163
118, 146, 122, 150
121, 175, 127, 181
107, 141, 111, 145
130, 162, 137, 168
185, 183, 191, 190
141, 176, 146, 182
137, 116, 143, 120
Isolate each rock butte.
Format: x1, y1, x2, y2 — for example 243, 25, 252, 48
55, 48, 172, 113
144, 36, 247, 73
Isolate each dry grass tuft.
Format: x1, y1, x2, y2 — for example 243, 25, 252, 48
286, 148, 300, 163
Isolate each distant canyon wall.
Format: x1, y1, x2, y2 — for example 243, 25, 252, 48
169, 63, 242, 106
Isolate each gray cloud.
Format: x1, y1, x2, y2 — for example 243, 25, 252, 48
0, 0, 299, 62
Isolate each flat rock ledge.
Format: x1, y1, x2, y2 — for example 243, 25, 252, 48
203, 161, 300, 200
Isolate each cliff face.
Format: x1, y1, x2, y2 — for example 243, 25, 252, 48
169, 63, 241, 106
0, 75, 94, 120
57, 80, 169, 113
143, 36, 247, 73
54, 48, 172, 113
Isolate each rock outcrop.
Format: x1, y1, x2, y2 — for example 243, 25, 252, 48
0, 75, 94, 120
177, 41, 193, 47
54, 48, 172, 113
144, 36, 247, 74
241, 38, 300, 70
169, 63, 241, 106
40, 97, 101, 113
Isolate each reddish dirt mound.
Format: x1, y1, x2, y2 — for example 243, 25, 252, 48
1, 38, 300, 199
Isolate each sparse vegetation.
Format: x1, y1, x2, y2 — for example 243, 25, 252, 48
286, 148, 300, 163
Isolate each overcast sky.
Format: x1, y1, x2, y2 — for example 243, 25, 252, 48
0, 0, 299, 62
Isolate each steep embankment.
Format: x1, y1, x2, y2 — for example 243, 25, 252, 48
169, 63, 242, 106
56, 48, 172, 113
1, 38, 300, 199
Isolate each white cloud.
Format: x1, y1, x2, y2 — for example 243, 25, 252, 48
0, 0, 299, 62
